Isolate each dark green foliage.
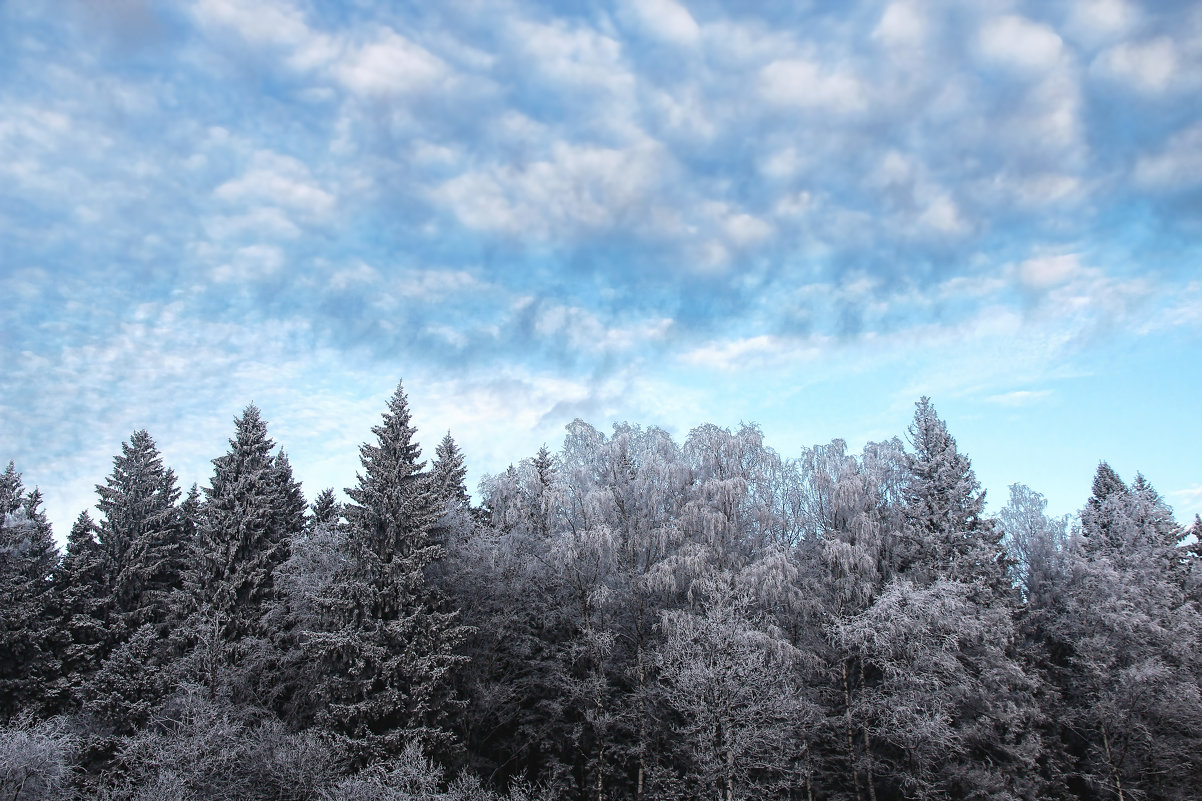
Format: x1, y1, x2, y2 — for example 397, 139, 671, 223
95, 430, 190, 637
0, 465, 61, 720
53, 511, 112, 705
307, 382, 470, 766
198, 406, 304, 642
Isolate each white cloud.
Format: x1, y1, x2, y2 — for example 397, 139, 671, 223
873, 1, 928, 48
1066, 0, 1139, 44
758, 58, 867, 113
333, 28, 448, 96
978, 15, 1065, 73
192, 0, 313, 48
432, 140, 668, 239
985, 389, 1053, 406
1135, 122, 1202, 188
213, 244, 285, 282
723, 212, 774, 246
204, 206, 302, 240
680, 335, 786, 370
213, 150, 335, 218
1093, 37, 1178, 93
620, 0, 701, 45
1017, 254, 1082, 290
512, 19, 632, 96
328, 262, 378, 290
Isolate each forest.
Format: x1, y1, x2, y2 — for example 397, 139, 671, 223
2, 381, 1200, 801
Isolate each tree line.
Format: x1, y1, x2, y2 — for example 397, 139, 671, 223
1, 382, 1200, 800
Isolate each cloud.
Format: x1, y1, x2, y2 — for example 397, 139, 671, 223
213, 150, 336, 219
873, 1, 928, 49
758, 58, 868, 113
1017, 254, 1083, 290
1135, 122, 1202, 188
985, 389, 1053, 406
978, 15, 1065, 73
333, 28, 449, 96
619, 0, 701, 46
4, 0, 1202, 540
1092, 37, 1178, 93
431, 139, 671, 240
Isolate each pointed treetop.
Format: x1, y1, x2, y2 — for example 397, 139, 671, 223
67, 510, 97, 548
355, 380, 425, 489
1089, 462, 1128, 509
0, 462, 23, 515
433, 431, 469, 504
310, 487, 342, 529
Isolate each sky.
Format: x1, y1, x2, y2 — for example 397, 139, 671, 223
2, 0, 1200, 542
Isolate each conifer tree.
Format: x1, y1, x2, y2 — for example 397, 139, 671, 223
53, 511, 112, 704
95, 430, 189, 635
432, 432, 469, 508
198, 406, 302, 640
0, 464, 61, 720
902, 397, 1011, 594
308, 381, 469, 765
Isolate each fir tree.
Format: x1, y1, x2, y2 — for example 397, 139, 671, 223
0, 464, 61, 720
308, 381, 469, 765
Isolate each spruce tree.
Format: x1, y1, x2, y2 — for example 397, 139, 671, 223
53, 511, 113, 705
432, 432, 469, 508
309, 487, 342, 532
95, 430, 189, 635
198, 406, 304, 643
308, 381, 469, 765
0, 464, 61, 720
903, 397, 1010, 594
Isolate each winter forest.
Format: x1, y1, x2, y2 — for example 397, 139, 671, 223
2, 382, 1200, 801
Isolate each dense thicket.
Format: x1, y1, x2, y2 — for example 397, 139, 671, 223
2, 385, 1199, 801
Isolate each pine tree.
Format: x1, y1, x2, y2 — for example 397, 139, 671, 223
0, 464, 61, 720
53, 511, 113, 705
308, 381, 469, 765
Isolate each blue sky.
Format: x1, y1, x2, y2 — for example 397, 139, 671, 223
2, 0, 1200, 540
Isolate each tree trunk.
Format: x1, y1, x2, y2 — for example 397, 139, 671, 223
860, 654, 878, 801
843, 657, 864, 801
1100, 722, 1125, 801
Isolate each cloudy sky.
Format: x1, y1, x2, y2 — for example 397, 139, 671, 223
3, 0, 1201, 539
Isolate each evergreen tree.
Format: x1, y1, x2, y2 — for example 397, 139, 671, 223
198, 406, 302, 640
308, 381, 469, 765
903, 397, 1011, 594
0, 464, 61, 720
53, 511, 112, 705
95, 430, 189, 636
432, 432, 469, 508
309, 487, 342, 533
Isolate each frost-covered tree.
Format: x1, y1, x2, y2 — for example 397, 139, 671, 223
0, 464, 61, 720
657, 575, 809, 801
95, 430, 189, 636
1040, 466, 1202, 801
198, 405, 304, 642
52, 511, 112, 705
307, 381, 469, 765
902, 398, 1011, 595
